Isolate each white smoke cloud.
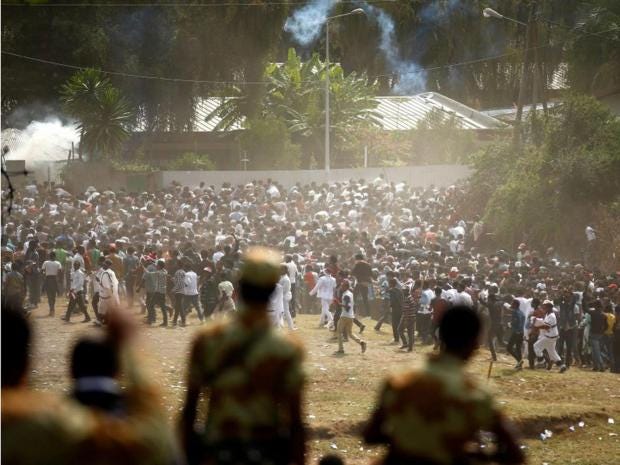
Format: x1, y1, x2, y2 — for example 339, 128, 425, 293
283, 0, 428, 94
363, 2, 427, 94
284, 0, 334, 46
2, 119, 79, 163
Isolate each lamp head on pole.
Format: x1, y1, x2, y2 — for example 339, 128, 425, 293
483, 8, 503, 20
327, 8, 366, 21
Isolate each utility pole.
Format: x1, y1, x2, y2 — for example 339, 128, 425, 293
241, 151, 250, 171
514, 6, 534, 147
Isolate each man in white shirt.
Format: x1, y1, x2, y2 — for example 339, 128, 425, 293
335, 280, 366, 354
284, 255, 299, 317
452, 282, 474, 308
418, 282, 435, 343
533, 300, 566, 372
183, 265, 204, 324
98, 259, 119, 323
41, 251, 62, 316
310, 268, 337, 328
63, 261, 90, 323
279, 265, 295, 330
268, 280, 284, 328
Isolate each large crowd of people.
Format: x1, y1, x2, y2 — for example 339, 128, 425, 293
1, 176, 619, 464
2, 177, 619, 370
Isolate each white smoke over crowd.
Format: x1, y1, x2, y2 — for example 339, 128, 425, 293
1, 119, 79, 163
284, 0, 464, 94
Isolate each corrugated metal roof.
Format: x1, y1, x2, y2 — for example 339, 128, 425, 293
193, 97, 245, 132
482, 101, 562, 121
136, 91, 505, 133
376, 93, 506, 130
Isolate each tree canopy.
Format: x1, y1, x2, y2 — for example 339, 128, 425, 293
2, 0, 618, 129
209, 48, 380, 168
465, 94, 620, 259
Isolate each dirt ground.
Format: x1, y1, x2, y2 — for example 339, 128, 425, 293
27, 300, 619, 465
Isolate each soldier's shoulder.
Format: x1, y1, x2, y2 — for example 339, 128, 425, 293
385, 369, 422, 391
193, 320, 231, 343
2, 388, 94, 433
264, 330, 304, 359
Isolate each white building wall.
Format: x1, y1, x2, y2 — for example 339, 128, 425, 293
160, 165, 472, 189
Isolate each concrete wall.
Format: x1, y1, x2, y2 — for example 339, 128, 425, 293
160, 165, 472, 189
5, 161, 472, 192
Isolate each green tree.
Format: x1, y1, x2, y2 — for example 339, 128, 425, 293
409, 108, 478, 164
240, 116, 301, 170
208, 48, 381, 167
61, 69, 134, 160
467, 94, 620, 257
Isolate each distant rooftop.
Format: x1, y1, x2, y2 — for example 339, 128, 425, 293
482, 101, 562, 122
377, 93, 507, 130
136, 91, 506, 133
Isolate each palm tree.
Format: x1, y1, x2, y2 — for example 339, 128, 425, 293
206, 48, 381, 166
61, 69, 134, 160
79, 87, 134, 159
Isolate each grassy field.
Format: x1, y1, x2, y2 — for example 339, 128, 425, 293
27, 304, 619, 464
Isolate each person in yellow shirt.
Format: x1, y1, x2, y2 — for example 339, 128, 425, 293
603, 303, 616, 370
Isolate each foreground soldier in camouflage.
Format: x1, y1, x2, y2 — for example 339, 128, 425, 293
181, 246, 305, 465
364, 306, 525, 465
1, 306, 178, 465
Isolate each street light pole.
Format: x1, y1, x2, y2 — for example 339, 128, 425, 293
324, 8, 365, 175
483, 6, 537, 146
325, 19, 330, 174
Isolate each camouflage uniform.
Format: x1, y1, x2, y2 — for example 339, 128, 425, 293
365, 353, 500, 465
1, 389, 93, 465
188, 317, 304, 464
2, 353, 177, 465
184, 246, 305, 465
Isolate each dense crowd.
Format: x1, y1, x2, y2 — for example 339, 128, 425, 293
2, 177, 619, 371
2, 176, 619, 465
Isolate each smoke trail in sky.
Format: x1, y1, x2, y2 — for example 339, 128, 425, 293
284, 0, 333, 46
361, 1, 426, 94
284, 1, 465, 94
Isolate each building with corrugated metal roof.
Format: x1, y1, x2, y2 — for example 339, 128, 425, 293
128, 91, 506, 167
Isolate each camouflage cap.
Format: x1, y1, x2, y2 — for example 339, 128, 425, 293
240, 246, 282, 287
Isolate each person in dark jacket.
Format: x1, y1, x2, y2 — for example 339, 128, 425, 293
506, 299, 525, 369
388, 278, 404, 345
557, 288, 579, 369
200, 267, 220, 319
585, 301, 608, 371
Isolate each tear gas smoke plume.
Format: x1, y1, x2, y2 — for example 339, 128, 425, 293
1, 119, 79, 163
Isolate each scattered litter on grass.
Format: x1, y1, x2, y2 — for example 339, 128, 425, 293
330, 443, 338, 450
307, 415, 316, 420
569, 426, 575, 432
609, 433, 618, 437
578, 421, 585, 428
519, 445, 527, 450
608, 418, 615, 424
